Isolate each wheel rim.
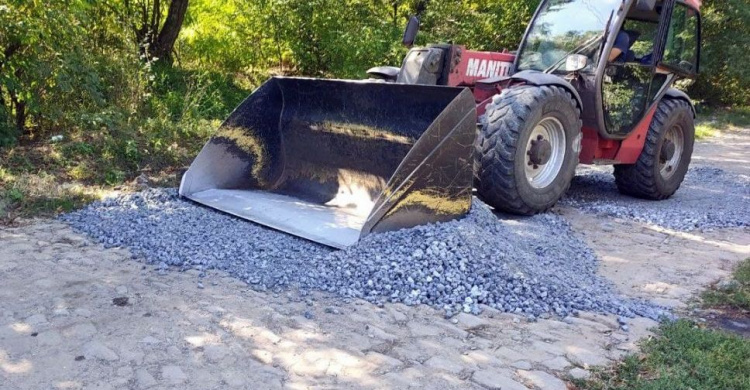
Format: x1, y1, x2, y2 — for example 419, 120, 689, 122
660, 124, 684, 179
525, 117, 566, 189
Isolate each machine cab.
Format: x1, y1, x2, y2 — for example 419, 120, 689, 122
515, 0, 701, 139
600, 0, 700, 137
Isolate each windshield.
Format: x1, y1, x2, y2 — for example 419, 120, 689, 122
517, 0, 621, 74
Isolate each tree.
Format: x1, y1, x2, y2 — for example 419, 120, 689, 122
126, 0, 189, 63
688, 0, 749, 106
0, 1, 87, 141
0, 1, 144, 144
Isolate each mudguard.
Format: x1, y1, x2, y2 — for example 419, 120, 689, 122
510, 70, 583, 109
664, 88, 696, 116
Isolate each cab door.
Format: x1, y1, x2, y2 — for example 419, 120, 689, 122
601, 0, 700, 138
601, 19, 661, 137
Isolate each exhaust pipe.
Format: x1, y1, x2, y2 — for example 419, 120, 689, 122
180, 77, 476, 248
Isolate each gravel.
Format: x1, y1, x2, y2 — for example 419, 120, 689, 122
562, 166, 749, 231
61, 188, 666, 321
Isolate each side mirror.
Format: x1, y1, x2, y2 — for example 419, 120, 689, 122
402, 16, 420, 47
565, 54, 588, 72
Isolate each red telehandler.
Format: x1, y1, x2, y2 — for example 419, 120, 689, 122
181, 0, 702, 247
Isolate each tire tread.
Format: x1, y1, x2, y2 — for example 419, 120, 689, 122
614, 98, 694, 200
474, 86, 581, 215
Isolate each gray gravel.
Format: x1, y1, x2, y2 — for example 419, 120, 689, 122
61, 188, 666, 320
562, 166, 749, 231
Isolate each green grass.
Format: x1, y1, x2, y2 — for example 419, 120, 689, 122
695, 106, 750, 139
578, 320, 750, 390
702, 258, 750, 311
0, 168, 103, 221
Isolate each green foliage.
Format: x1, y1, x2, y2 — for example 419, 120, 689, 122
182, 0, 537, 78
183, 0, 407, 78
580, 320, 750, 390
688, 0, 750, 106
277, 0, 404, 77
0, 0, 146, 143
417, 0, 537, 52
182, 1, 277, 73
0, 1, 248, 189
0, 108, 12, 146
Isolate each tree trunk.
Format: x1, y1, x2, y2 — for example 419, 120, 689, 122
16, 101, 27, 137
10, 93, 25, 137
125, 0, 188, 63
1, 42, 22, 138
152, 0, 189, 63
0, 90, 6, 128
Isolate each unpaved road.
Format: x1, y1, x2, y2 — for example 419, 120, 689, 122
1, 130, 748, 390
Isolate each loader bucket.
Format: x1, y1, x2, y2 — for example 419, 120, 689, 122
179, 77, 476, 248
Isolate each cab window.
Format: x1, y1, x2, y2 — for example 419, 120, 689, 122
663, 3, 699, 73
622, 19, 659, 64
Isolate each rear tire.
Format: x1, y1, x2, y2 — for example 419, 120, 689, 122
614, 98, 694, 200
474, 86, 582, 215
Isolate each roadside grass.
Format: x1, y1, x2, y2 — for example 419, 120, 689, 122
0, 122, 212, 220
578, 259, 750, 389
0, 167, 105, 222
702, 258, 750, 312
695, 106, 750, 139
577, 320, 750, 390
0, 142, 187, 221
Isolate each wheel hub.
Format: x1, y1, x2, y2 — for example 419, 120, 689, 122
527, 135, 552, 168
659, 125, 685, 179
524, 117, 567, 189
660, 139, 676, 162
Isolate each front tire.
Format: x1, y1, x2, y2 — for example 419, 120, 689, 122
614, 98, 694, 200
474, 85, 582, 215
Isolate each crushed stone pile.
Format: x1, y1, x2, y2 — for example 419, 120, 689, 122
62, 188, 666, 321
562, 166, 749, 231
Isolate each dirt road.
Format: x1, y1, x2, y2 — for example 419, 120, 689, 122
1, 130, 748, 389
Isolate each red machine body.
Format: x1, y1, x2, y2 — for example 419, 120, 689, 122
442, 47, 648, 165
447, 47, 515, 87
